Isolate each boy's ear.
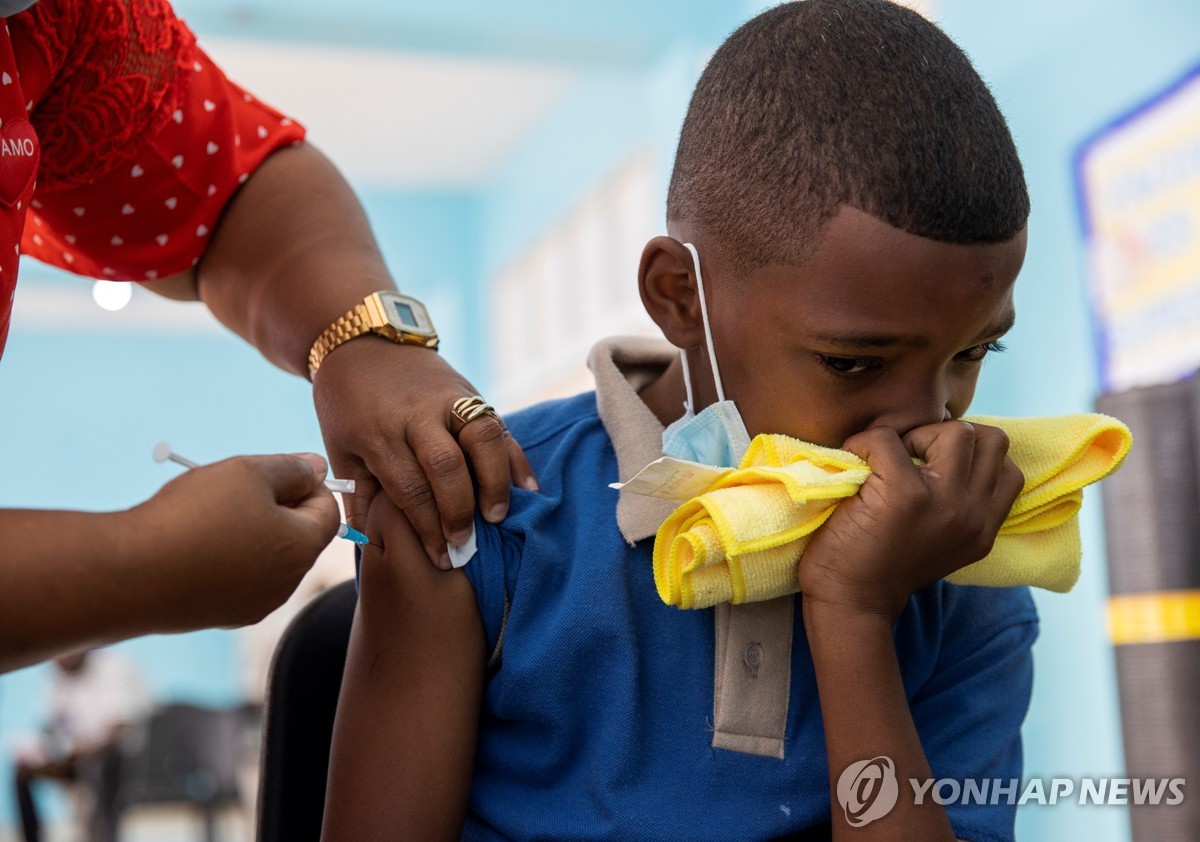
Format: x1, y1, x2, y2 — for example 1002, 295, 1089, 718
638, 236, 705, 350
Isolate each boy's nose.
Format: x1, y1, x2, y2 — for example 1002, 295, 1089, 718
871, 398, 952, 440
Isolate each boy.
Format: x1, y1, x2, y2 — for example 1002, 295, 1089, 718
324, 2, 1037, 839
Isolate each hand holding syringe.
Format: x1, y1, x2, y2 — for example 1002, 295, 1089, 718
153, 441, 369, 544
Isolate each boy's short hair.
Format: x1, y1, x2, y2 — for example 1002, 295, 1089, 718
667, 0, 1030, 267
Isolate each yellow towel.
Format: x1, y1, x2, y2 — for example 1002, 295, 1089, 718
653, 414, 1132, 609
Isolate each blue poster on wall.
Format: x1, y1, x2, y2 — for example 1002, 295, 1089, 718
1075, 61, 1200, 392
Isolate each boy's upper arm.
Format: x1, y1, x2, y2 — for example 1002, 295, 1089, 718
906, 585, 1039, 842
323, 495, 486, 841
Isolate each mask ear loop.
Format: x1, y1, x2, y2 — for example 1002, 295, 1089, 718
682, 242, 727, 404
678, 349, 696, 416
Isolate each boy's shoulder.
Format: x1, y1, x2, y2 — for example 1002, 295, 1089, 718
464, 390, 626, 653
489, 390, 624, 533
502, 389, 602, 452
500, 390, 615, 487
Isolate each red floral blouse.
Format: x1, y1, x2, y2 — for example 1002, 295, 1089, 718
0, 0, 305, 356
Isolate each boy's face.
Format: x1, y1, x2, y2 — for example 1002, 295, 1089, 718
670, 207, 1026, 448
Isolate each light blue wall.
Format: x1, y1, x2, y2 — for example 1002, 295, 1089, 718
173, 0, 736, 66
356, 190, 481, 380
2, 0, 1197, 836
479, 69, 646, 279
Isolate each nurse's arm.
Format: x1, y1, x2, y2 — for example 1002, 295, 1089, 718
141, 140, 536, 575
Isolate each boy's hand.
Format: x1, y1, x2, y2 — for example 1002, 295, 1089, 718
129, 453, 340, 632
799, 421, 1023, 623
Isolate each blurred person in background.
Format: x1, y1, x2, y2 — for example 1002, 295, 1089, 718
11, 648, 151, 842
0, 0, 529, 672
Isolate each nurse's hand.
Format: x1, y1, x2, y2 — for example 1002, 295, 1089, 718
312, 336, 536, 570
129, 452, 340, 631
182, 142, 538, 572
0, 453, 339, 673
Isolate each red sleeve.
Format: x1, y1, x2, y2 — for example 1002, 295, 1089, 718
10, 0, 306, 281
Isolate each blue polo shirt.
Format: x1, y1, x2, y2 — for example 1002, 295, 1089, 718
460, 341, 1038, 842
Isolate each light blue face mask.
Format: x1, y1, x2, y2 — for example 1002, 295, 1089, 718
660, 242, 752, 468
0, 0, 40, 16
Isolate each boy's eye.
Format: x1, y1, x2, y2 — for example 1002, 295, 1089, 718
817, 354, 875, 375
956, 340, 1007, 363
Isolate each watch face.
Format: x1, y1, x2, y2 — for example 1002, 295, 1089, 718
380, 292, 434, 335
392, 301, 417, 329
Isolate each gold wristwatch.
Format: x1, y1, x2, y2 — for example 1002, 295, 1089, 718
308, 291, 438, 377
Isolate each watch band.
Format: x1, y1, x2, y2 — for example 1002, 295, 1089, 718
308, 292, 438, 378
307, 299, 379, 377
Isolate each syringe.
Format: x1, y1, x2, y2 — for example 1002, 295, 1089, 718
152, 441, 368, 544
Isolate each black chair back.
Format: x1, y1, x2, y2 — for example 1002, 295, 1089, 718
255, 580, 357, 842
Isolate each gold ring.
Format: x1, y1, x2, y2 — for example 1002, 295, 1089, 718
451, 395, 502, 434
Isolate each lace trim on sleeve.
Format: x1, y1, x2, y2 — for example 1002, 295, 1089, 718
21, 0, 197, 191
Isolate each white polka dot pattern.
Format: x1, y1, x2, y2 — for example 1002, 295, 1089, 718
16, 44, 305, 285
